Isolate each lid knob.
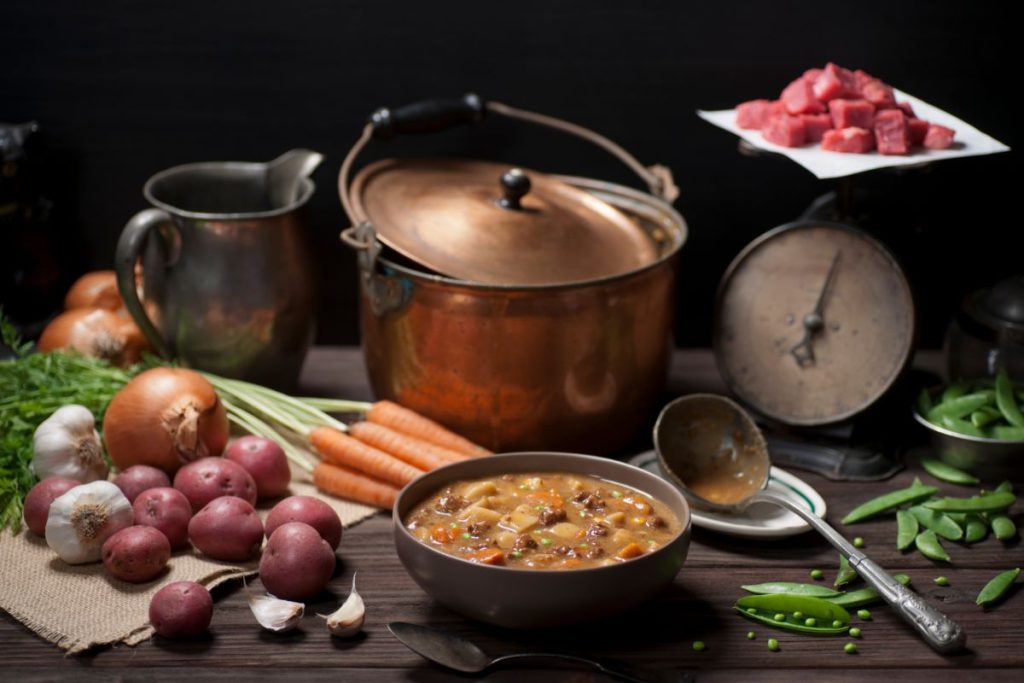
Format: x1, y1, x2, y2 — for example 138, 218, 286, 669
497, 168, 531, 211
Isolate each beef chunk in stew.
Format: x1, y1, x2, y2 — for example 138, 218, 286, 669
436, 494, 467, 513
468, 521, 491, 536
538, 507, 567, 525
514, 533, 538, 550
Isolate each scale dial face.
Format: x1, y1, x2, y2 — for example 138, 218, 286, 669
713, 222, 915, 426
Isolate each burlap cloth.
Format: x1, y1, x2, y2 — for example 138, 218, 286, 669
0, 463, 378, 654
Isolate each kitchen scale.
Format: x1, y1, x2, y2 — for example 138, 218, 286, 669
713, 220, 916, 480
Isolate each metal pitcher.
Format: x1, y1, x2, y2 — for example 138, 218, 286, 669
115, 149, 321, 390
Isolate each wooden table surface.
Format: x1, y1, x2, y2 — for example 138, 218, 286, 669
3, 348, 1022, 682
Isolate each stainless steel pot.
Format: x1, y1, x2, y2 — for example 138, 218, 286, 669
339, 95, 687, 454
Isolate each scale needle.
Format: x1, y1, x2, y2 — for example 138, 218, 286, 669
790, 250, 841, 368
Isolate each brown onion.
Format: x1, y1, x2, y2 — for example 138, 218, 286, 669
38, 308, 149, 367
103, 368, 229, 475
64, 271, 123, 311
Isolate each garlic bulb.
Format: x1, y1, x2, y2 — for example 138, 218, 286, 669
319, 574, 364, 637
45, 480, 133, 564
247, 587, 304, 632
32, 405, 108, 483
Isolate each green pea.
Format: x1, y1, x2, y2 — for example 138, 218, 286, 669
853, 536, 865, 548
747, 631, 756, 640
920, 457, 979, 485
768, 638, 780, 652
925, 491, 1015, 513
976, 568, 1021, 607
857, 609, 871, 620
934, 576, 950, 586
804, 617, 816, 627
810, 569, 824, 580
915, 529, 951, 562
842, 483, 938, 524
896, 510, 919, 551
832, 620, 843, 628
995, 370, 1024, 427
990, 513, 1018, 541
774, 613, 786, 621
747, 607, 758, 614
844, 642, 858, 654
792, 611, 804, 620
692, 641, 706, 652
849, 627, 861, 638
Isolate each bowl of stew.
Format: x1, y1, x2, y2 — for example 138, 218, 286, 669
394, 451, 691, 628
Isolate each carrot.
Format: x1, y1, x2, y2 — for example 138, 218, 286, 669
616, 542, 645, 560
349, 421, 466, 471
464, 549, 504, 565
367, 400, 492, 458
312, 462, 399, 509
310, 427, 424, 487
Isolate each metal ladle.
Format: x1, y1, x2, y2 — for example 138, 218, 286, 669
653, 393, 966, 654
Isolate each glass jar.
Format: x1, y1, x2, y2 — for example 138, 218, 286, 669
945, 276, 1024, 381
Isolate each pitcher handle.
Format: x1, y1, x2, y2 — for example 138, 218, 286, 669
115, 208, 173, 358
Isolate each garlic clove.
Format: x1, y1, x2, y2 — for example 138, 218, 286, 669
318, 573, 365, 637
45, 480, 133, 564
32, 404, 108, 483
246, 584, 304, 632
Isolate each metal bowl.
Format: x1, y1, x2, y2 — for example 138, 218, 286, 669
912, 387, 1024, 479
393, 452, 691, 629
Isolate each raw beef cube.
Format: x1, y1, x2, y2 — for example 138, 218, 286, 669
821, 127, 875, 153
736, 99, 783, 129
803, 68, 824, 84
762, 113, 807, 147
801, 113, 833, 143
781, 78, 824, 114
829, 99, 876, 129
874, 109, 910, 155
924, 124, 956, 149
813, 63, 858, 102
853, 69, 876, 90
897, 101, 916, 118
859, 77, 896, 108
907, 118, 930, 146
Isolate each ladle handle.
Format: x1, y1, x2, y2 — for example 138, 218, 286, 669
749, 489, 966, 654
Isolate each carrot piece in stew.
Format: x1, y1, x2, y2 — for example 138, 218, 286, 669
465, 549, 505, 565
310, 427, 424, 487
312, 462, 400, 509
616, 542, 645, 560
367, 400, 492, 458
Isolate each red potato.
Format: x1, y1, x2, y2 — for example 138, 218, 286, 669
224, 436, 291, 499
188, 496, 264, 561
114, 465, 171, 503
133, 487, 193, 550
265, 495, 342, 550
173, 457, 257, 511
259, 522, 336, 601
149, 581, 213, 639
23, 477, 81, 536
102, 525, 171, 583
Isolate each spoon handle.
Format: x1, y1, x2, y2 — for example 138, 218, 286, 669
748, 489, 966, 653
492, 652, 693, 683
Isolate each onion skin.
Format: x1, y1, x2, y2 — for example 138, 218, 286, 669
65, 271, 123, 311
38, 308, 149, 367
103, 368, 229, 475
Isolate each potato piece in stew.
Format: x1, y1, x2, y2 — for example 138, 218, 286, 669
404, 472, 681, 569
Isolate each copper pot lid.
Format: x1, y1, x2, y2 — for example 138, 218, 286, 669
348, 158, 658, 286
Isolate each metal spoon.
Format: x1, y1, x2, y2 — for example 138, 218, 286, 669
387, 622, 694, 683
653, 393, 966, 654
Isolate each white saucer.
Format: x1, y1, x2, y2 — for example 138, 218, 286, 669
628, 450, 827, 539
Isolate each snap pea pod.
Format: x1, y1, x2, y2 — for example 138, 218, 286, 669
826, 574, 911, 609
989, 513, 1017, 541
741, 582, 843, 598
896, 509, 919, 550
940, 415, 986, 438
995, 370, 1024, 428
944, 511, 967, 524
964, 513, 988, 544
917, 388, 933, 416
990, 425, 1024, 440
919, 457, 979, 485
834, 554, 857, 589
995, 481, 1014, 494
924, 491, 1015, 513
976, 568, 1021, 607
970, 406, 1003, 428
841, 483, 939, 524
735, 594, 850, 635
909, 505, 964, 541
915, 529, 951, 562
927, 392, 994, 422
940, 382, 969, 403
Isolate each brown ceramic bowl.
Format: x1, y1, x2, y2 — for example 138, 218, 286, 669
393, 451, 691, 628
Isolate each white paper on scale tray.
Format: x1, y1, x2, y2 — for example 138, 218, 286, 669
697, 89, 1010, 180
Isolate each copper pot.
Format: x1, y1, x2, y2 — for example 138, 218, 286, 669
339, 95, 687, 454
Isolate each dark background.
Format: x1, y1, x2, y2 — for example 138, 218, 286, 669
0, 0, 1015, 347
